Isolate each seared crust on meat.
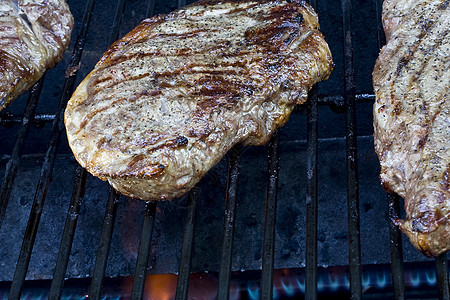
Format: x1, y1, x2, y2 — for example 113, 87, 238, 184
0, 0, 74, 111
65, 0, 333, 201
373, 0, 449, 256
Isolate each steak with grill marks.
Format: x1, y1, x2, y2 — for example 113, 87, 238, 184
64, 0, 333, 201
0, 0, 73, 111
373, 0, 449, 256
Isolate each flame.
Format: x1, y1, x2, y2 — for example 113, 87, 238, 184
121, 272, 229, 300
407, 270, 421, 288
145, 274, 178, 300
121, 274, 177, 300
247, 284, 259, 300
273, 268, 302, 298
376, 271, 387, 288
425, 270, 436, 286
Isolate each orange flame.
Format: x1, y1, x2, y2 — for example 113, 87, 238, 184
121, 273, 225, 300
144, 274, 178, 300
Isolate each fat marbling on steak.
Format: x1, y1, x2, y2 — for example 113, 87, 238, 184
373, 0, 449, 256
65, 0, 333, 201
0, 0, 74, 111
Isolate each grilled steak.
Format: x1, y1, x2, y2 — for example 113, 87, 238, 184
0, 0, 73, 111
373, 0, 449, 256
65, 0, 333, 201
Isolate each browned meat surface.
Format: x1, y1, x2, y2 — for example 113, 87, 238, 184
373, 0, 449, 256
65, 0, 333, 201
0, 0, 73, 111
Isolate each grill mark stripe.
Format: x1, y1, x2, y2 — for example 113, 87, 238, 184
388, 4, 447, 117
394, 2, 447, 76
90, 64, 247, 98
391, 31, 448, 103
97, 44, 252, 72
90, 51, 254, 96
76, 97, 128, 132
76, 89, 158, 133
413, 24, 448, 148
120, 135, 190, 153
155, 28, 219, 38
91, 72, 151, 89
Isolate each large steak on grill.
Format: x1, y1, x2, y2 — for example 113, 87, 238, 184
373, 0, 449, 256
0, 0, 73, 111
65, 0, 333, 201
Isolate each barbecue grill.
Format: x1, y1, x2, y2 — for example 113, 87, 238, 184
0, 0, 448, 299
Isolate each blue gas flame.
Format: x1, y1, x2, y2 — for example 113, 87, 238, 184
317, 276, 324, 291
343, 274, 350, 289
408, 271, 421, 287
328, 274, 341, 291
425, 270, 437, 286
281, 279, 295, 296
295, 277, 305, 293
247, 285, 260, 300
361, 273, 371, 288
273, 286, 278, 299
376, 271, 387, 288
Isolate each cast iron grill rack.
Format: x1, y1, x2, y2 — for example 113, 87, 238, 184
0, 0, 449, 299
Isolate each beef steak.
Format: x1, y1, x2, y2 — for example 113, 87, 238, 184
0, 0, 73, 111
373, 0, 449, 256
65, 0, 333, 201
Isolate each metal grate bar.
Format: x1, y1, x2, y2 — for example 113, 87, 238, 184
217, 145, 242, 300
341, 0, 362, 299
108, 0, 126, 49
305, 84, 319, 300
388, 194, 405, 299
260, 132, 279, 300
146, 0, 157, 18
48, 167, 87, 299
8, 0, 96, 297
0, 76, 44, 231
178, 0, 187, 9
0, 113, 54, 127
89, 189, 121, 299
175, 189, 199, 300
305, 4, 318, 294
375, 0, 386, 51
304, 0, 319, 292
435, 254, 450, 299
131, 201, 157, 299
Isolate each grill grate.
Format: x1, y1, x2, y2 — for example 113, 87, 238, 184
132, 201, 157, 299
175, 188, 198, 300
48, 166, 87, 299
7, 0, 96, 296
88, 187, 120, 299
261, 132, 280, 299
217, 145, 241, 300
0, 76, 43, 230
0, 0, 449, 299
5, 0, 95, 297
341, 0, 362, 298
